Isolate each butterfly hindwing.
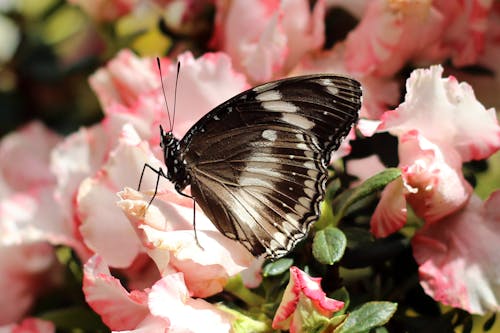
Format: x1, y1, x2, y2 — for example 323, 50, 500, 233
180, 74, 362, 259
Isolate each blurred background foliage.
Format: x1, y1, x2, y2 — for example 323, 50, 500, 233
0, 0, 216, 136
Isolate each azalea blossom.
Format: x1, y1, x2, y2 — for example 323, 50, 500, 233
371, 65, 500, 236
90, 50, 249, 144
77, 124, 252, 330
0, 243, 61, 325
211, 0, 326, 83
115, 162, 254, 297
0, 122, 64, 324
371, 131, 473, 237
412, 191, 500, 314
272, 266, 345, 333
0, 318, 55, 333
343, 0, 494, 76
83, 255, 234, 333
378, 65, 500, 162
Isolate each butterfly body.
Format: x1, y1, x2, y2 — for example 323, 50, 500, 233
158, 74, 362, 259
159, 127, 191, 192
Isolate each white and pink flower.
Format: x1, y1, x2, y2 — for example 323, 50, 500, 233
0, 122, 64, 324
412, 191, 500, 314
371, 65, 500, 237
272, 266, 344, 333
343, 0, 494, 76
211, 0, 326, 83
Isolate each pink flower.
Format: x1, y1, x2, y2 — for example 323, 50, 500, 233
76, 125, 157, 269
272, 266, 344, 333
343, 0, 494, 76
211, 0, 325, 83
0, 243, 61, 325
343, 0, 445, 76
90, 50, 249, 144
0, 318, 55, 333
371, 131, 472, 237
0, 122, 64, 324
478, 2, 500, 76
412, 191, 500, 314
52, 50, 249, 265
0, 122, 59, 194
76, 124, 252, 299
89, 49, 166, 110
378, 65, 500, 162
371, 65, 500, 237
68, 0, 137, 22
83, 255, 234, 332
117, 184, 254, 298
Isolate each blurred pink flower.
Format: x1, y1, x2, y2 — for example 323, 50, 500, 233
89, 49, 167, 110
0, 318, 55, 333
346, 154, 386, 187
412, 191, 500, 314
0, 243, 61, 325
211, 0, 325, 83
0, 122, 64, 324
479, 2, 500, 76
0, 122, 72, 246
0, 122, 59, 193
83, 255, 234, 332
344, 0, 494, 76
272, 266, 344, 333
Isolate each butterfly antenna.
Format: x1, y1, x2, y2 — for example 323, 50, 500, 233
157, 57, 173, 131
171, 61, 181, 130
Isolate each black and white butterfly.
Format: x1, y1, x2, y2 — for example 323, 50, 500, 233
140, 71, 362, 260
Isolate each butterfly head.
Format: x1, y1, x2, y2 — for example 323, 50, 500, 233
159, 124, 177, 149
158, 125, 190, 190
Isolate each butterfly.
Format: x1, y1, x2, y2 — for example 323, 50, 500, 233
140, 71, 362, 260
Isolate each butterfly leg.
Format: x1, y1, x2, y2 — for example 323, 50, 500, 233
174, 184, 204, 252
138, 163, 168, 208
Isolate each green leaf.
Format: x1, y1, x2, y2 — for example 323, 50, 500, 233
333, 168, 401, 223
262, 258, 293, 277
338, 302, 397, 333
312, 227, 347, 265
40, 306, 107, 331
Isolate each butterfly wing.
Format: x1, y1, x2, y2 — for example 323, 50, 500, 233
181, 74, 362, 259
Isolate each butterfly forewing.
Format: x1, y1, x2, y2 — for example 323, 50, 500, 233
180, 74, 362, 259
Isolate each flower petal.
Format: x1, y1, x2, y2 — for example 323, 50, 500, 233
378, 65, 500, 162
83, 255, 149, 330
412, 191, 500, 314
273, 266, 344, 331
